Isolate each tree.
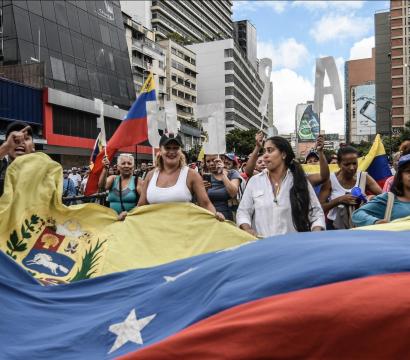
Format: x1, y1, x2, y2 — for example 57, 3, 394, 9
350, 140, 372, 157
226, 128, 258, 157
186, 144, 201, 163
381, 121, 410, 157
167, 32, 192, 46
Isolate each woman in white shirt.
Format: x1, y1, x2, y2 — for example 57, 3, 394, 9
237, 136, 325, 237
138, 133, 224, 221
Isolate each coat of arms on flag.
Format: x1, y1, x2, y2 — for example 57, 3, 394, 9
22, 226, 74, 277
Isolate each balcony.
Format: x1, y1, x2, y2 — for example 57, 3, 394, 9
131, 57, 145, 69
132, 40, 143, 52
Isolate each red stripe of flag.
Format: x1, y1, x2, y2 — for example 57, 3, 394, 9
121, 273, 410, 359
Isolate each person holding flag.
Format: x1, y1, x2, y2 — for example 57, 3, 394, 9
85, 73, 157, 197
99, 153, 141, 220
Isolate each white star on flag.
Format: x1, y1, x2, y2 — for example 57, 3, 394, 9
108, 309, 156, 354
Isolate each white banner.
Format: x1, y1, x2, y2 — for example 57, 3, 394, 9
258, 58, 272, 119
94, 98, 107, 146
146, 101, 162, 148
197, 103, 226, 155
164, 101, 178, 135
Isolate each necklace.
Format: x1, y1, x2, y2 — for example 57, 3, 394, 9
270, 172, 286, 205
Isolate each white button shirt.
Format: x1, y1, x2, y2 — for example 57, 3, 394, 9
236, 170, 326, 238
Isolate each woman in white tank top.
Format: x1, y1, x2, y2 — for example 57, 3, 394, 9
138, 134, 225, 221
319, 146, 382, 226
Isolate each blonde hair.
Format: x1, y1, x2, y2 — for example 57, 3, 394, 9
155, 149, 186, 171
117, 153, 135, 167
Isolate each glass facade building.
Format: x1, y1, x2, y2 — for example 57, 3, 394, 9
1, 0, 135, 109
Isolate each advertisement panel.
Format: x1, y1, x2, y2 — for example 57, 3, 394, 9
355, 84, 376, 136
295, 103, 320, 142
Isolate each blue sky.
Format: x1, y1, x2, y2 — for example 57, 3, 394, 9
233, 0, 389, 135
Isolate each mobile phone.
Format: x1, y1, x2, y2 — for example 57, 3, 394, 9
202, 173, 212, 183
359, 100, 376, 124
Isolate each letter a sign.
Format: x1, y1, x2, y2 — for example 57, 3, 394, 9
313, 56, 342, 114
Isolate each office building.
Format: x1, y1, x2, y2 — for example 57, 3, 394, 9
159, 39, 200, 149
188, 39, 269, 132
0, 0, 155, 164
1, 0, 134, 108
123, 11, 166, 103
150, 0, 233, 42
375, 10, 392, 136
345, 50, 376, 143
390, 0, 410, 131
233, 20, 257, 70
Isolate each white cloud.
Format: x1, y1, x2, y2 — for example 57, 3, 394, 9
258, 38, 309, 70
272, 57, 345, 135
310, 15, 372, 43
233, 1, 287, 15
292, 1, 364, 11
271, 69, 314, 134
349, 36, 375, 60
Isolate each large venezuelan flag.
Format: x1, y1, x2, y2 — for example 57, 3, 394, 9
2, 229, 410, 359
85, 74, 156, 195
89, 131, 104, 169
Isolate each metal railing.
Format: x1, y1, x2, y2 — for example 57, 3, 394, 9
62, 192, 108, 206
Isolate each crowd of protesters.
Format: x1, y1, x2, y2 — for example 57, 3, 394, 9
1, 120, 410, 239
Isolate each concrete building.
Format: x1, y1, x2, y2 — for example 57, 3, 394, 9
233, 20, 257, 70
0, 0, 159, 164
375, 10, 392, 136
121, 0, 152, 30
279, 133, 297, 154
188, 39, 269, 132
150, 0, 233, 42
123, 12, 166, 104
159, 38, 200, 150
344, 49, 376, 143
390, 0, 410, 132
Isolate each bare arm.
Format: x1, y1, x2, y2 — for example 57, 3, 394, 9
98, 168, 111, 190
307, 135, 329, 186
189, 170, 217, 213
137, 170, 154, 206
366, 174, 382, 195
244, 131, 264, 178
319, 179, 358, 212
136, 178, 143, 196
319, 180, 338, 213
221, 173, 240, 198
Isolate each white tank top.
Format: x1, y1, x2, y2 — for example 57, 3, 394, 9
328, 171, 362, 220
146, 166, 192, 204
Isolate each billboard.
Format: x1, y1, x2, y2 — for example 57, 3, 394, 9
295, 103, 320, 142
355, 84, 376, 136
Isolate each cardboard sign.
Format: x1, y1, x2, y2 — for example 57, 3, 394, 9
258, 58, 272, 119
94, 98, 107, 146
196, 103, 226, 155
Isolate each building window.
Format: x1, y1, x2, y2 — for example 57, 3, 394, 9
50, 56, 66, 82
